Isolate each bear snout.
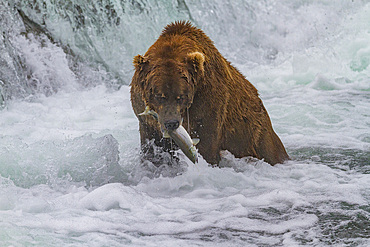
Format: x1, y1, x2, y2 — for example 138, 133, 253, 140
164, 120, 180, 130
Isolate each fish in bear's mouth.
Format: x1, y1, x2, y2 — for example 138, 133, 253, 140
139, 106, 199, 163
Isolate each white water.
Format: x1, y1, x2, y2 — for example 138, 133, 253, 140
1, 0, 369, 246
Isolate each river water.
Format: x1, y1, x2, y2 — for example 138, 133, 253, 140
0, 0, 369, 246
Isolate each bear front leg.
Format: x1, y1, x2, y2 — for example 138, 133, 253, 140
194, 125, 223, 165
138, 119, 179, 167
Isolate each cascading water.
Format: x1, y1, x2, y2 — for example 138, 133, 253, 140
1, 0, 369, 246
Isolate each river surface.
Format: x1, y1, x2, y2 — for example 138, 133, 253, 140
0, 1, 369, 246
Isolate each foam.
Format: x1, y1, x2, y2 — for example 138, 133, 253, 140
0, 1, 369, 246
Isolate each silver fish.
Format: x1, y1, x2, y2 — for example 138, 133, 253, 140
167, 126, 199, 164
139, 106, 199, 163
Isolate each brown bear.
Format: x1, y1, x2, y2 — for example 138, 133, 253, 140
130, 21, 289, 165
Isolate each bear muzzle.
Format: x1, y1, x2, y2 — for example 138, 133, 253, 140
164, 120, 180, 131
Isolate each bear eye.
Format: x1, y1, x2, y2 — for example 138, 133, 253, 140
155, 94, 167, 103
176, 95, 186, 104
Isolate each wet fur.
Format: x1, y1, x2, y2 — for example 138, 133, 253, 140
130, 21, 289, 165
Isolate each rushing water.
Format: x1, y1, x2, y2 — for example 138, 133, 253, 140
1, 0, 369, 246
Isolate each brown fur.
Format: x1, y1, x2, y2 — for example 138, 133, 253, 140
130, 21, 289, 165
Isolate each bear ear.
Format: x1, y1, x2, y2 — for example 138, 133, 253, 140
186, 52, 205, 75
133, 54, 148, 71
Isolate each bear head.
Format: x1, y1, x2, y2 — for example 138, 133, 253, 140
133, 50, 205, 132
